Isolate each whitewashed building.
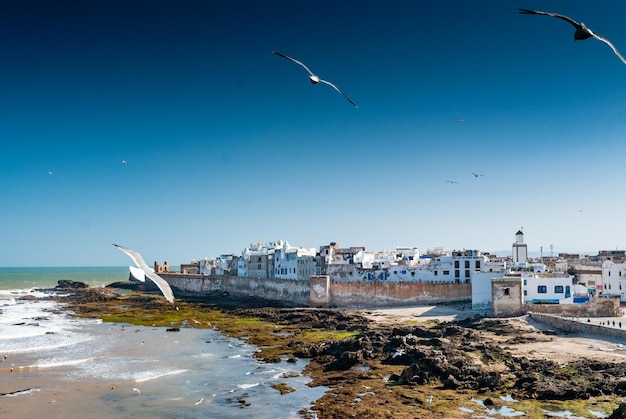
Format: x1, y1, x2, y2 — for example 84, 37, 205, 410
274, 240, 316, 280
601, 260, 626, 301
522, 273, 574, 304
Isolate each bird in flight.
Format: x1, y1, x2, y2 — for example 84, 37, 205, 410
446, 180, 459, 184
518, 8, 626, 64
471, 172, 484, 178
113, 243, 175, 304
121, 160, 128, 165
272, 51, 358, 108
455, 118, 469, 124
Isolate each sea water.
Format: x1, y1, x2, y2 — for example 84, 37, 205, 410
0, 267, 327, 418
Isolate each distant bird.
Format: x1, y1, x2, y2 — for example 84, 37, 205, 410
471, 172, 484, 178
48, 171, 53, 175
455, 118, 469, 124
113, 244, 175, 304
121, 160, 128, 165
132, 388, 141, 394
446, 180, 458, 184
272, 51, 358, 108
518, 8, 626, 64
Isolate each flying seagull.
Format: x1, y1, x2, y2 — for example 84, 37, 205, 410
113, 243, 175, 303
446, 180, 459, 184
272, 51, 358, 108
518, 8, 626, 64
121, 160, 128, 165
471, 172, 484, 178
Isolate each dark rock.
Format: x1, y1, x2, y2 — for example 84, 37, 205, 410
55, 280, 88, 289
609, 403, 626, 419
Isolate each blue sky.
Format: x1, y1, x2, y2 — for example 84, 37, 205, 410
2, 1, 626, 266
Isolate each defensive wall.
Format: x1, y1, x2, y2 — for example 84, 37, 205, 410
529, 312, 626, 340
160, 273, 471, 308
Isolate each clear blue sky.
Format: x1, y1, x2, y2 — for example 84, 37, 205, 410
2, 1, 626, 266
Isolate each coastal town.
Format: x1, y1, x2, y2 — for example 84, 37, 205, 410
145, 230, 626, 315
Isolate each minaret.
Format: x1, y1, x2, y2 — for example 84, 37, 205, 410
512, 229, 528, 264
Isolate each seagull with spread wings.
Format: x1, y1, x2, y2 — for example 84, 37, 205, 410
518, 8, 626, 64
272, 51, 358, 107
113, 243, 175, 303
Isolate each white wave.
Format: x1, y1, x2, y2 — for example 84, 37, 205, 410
2, 388, 41, 397
237, 382, 260, 389
134, 369, 187, 383
32, 357, 99, 369
1, 337, 93, 354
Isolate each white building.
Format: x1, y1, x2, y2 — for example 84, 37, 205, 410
328, 248, 506, 283
601, 260, 626, 301
522, 273, 574, 304
274, 240, 316, 280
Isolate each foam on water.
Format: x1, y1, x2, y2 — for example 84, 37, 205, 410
0, 293, 327, 418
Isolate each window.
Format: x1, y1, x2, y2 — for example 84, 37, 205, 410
475, 261, 481, 269
538, 285, 547, 294
454, 261, 460, 268
524, 290, 527, 296
523, 279, 527, 286
454, 270, 460, 277
443, 270, 449, 275
504, 288, 510, 296
464, 261, 470, 269
554, 285, 564, 293
465, 270, 470, 278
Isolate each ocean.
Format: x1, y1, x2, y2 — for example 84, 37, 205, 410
0, 267, 326, 418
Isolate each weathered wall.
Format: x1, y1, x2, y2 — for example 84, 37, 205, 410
327, 280, 470, 308
161, 274, 471, 308
523, 298, 621, 317
492, 278, 524, 317
161, 273, 311, 305
529, 312, 626, 340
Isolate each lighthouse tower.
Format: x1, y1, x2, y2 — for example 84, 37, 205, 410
512, 229, 528, 265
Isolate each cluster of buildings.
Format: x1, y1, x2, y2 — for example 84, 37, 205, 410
171, 231, 626, 305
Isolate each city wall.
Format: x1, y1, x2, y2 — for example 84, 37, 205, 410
529, 312, 626, 340
160, 273, 471, 308
524, 298, 621, 317
161, 273, 311, 305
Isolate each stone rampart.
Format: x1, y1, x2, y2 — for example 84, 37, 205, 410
327, 280, 471, 308
161, 273, 311, 305
524, 299, 621, 317
529, 312, 626, 340
160, 274, 471, 308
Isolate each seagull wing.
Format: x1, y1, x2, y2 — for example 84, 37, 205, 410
129, 265, 146, 282
318, 78, 359, 108
517, 9, 581, 28
272, 51, 316, 77
113, 244, 175, 303
591, 33, 626, 64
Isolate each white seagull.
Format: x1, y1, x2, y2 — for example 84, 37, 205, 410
518, 8, 626, 64
113, 244, 175, 303
272, 51, 358, 108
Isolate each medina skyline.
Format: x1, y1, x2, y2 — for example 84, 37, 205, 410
2, 1, 626, 267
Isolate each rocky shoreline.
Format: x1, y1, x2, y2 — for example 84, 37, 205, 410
50, 281, 626, 418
